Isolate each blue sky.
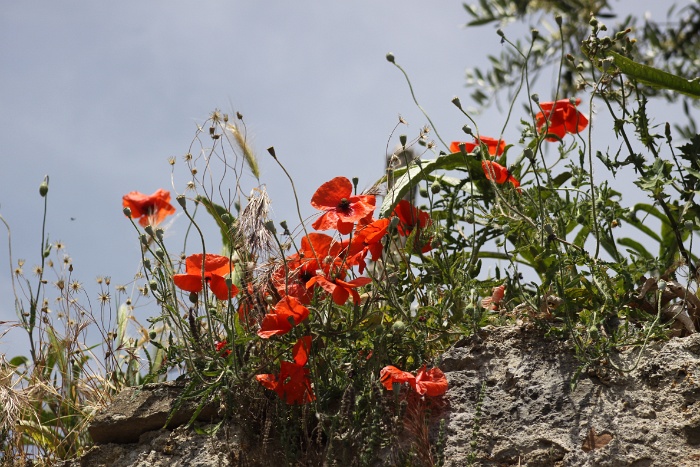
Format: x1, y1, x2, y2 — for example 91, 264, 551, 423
0, 1, 684, 354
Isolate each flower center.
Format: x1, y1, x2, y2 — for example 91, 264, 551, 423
338, 198, 350, 211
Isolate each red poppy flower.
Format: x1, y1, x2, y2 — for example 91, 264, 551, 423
450, 136, 506, 156
257, 296, 310, 338
306, 274, 372, 305
172, 253, 239, 301
392, 200, 431, 237
346, 218, 390, 273
481, 161, 520, 190
256, 336, 315, 405
380, 365, 417, 391
311, 177, 376, 234
415, 365, 448, 396
297, 232, 349, 281
271, 254, 316, 305
122, 189, 176, 227
380, 364, 448, 397
481, 284, 506, 310
215, 340, 231, 358
535, 98, 589, 142
391, 200, 434, 253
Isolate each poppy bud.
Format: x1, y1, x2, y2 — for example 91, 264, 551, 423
144, 225, 154, 237
264, 220, 277, 234
140, 234, 148, 246
149, 280, 158, 292
280, 221, 291, 236
555, 15, 562, 26
524, 148, 535, 161
155, 249, 165, 260
544, 224, 554, 235
189, 292, 199, 304
391, 321, 406, 334
496, 29, 504, 38
386, 52, 395, 63
143, 258, 151, 270
588, 326, 599, 339
156, 228, 164, 241
149, 331, 157, 340
462, 125, 473, 136
123, 207, 132, 218
399, 134, 407, 147
531, 94, 540, 103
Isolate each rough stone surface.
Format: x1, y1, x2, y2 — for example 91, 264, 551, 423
61, 423, 239, 467
439, 326, 700, 466
88, 381, 218, 444
64, 326, 700, 466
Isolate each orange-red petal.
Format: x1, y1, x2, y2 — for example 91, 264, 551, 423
415, 365, 448, 396
380, 365, 417, 391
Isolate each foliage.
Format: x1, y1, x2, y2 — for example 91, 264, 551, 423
3, 1, 700, 465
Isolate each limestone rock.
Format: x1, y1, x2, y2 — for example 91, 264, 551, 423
438, 326, 700, 466
88, 381, 218, 444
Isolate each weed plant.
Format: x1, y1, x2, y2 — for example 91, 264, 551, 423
3, 1, 700, 465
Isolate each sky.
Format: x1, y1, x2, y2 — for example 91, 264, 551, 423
0, 0, 690, 355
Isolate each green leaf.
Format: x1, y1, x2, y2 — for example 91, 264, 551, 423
608, 51, 700, 99
617, 237, 654, 261
379, 152, 482, 217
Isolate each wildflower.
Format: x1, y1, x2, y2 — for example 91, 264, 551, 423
391, 200, 433, 253
256, 336, 315, 404
257, 296, 310, 338
535, 98, 589, 141
380, 364, 448, 397
272, 233, 347, 304
98, 292, 111, 305
215, 340, 231, 357
414, 365, 449, 396
306, 274, 372, 306
271, 255, 316, 305
311, 177, 376, 234
346, 218, 391, 273
392, 200, 431, 237
450, 136, 506, 156
380, 365, 416, 391
173, 253, 239, 301
481, 284, 506, 310
122, 189, 176, 227
481, 161, 520, 190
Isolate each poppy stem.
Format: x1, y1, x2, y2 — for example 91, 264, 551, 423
388, 59, 449, 151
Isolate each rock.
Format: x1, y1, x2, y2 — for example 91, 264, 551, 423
88, 381, 219, 444
438, 325, 700, 466
61, 423, 240, 467
63, 326, 700, 466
